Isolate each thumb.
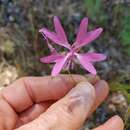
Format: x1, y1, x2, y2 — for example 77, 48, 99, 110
93, 115, 124, 130
44, 81, 96, 130
16, 82, 95, 130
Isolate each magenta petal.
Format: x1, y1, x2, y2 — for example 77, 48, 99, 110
54, 16, 69, 46
51, 52, 72, 76
51, 58, 66, 76
76, 54, 97, 75
80, 52, 106, 62
74, 27, 103, 49
40, 53, 63, 63
39, 28, 60, 45
39, 16, 70, 49
75, 17, 88, 45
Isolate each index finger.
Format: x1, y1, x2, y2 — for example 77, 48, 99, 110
0, 74, 99, 113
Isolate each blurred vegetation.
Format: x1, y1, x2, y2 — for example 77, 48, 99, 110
120, 13, 130, 54
84, 0, 130, 55
85, 2, 130, 127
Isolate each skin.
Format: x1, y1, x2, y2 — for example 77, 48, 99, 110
0, 74, 124, 130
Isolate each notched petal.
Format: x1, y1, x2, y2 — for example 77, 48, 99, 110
74, 26, 103, 49
39, 16, 70, 49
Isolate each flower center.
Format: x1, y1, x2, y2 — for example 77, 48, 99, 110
71, 43, 80, 53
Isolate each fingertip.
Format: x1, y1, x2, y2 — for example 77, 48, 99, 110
106, 115, 124, 130
110, 115, 124, 129
93, 115, 124, 130
88, 80, 109, 116
68, 81, 96, 101
96, 80, 109, 96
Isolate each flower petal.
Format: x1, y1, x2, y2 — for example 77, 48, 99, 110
40, 53, 63, 63
79, 52, 106, 62
54, 16, 69, 45
39, 16, 70, 49
39, 28, 60, 45
73, 17, 103, 49
76, 53, 97, 75
75, 17, 88, 45
51, 52, 72, 76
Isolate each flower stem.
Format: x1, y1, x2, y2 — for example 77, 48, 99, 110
66, 70, 76, 84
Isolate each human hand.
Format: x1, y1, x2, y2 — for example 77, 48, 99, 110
0, 75, 124, 130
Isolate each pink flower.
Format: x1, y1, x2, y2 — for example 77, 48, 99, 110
39, 16, 106, 76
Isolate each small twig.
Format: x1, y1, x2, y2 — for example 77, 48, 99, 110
33, 31, 39, 55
